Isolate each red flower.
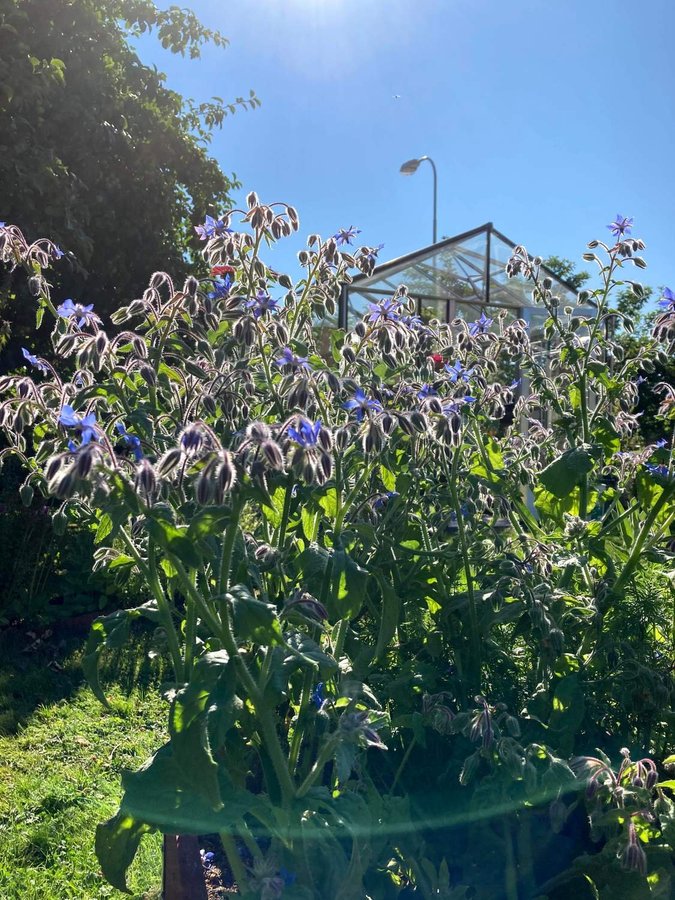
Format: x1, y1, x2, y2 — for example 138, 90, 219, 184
429, 353, 444, 369
211, 265, 235, 277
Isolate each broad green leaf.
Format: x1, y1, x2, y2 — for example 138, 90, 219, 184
539, 449, 594, 499
96, 744, 267, 889
301, 507, 320, 542
95, 813, 151, 893
549, 674, 585, 738
146, 517, 201, 569
374, 577, 400, 661
318, 487, 338, 519
331, 548, 368, 621
168, 651, 232, 810
83, 602, 160, 705
228, 584, 283, 645
379, 465, 396, 492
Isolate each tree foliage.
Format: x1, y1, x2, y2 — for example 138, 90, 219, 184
0, 0, 258, 360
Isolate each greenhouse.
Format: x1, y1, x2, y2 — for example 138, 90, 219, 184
339, 222, 580, 340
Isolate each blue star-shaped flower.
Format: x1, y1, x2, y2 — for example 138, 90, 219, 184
57, 298, 98, 328
366, 298, 402, 324
59, 405, 97, 446
275, 347, 312, 371
344, 388, 382, 422
207, 273, 233, 301
334, 225, 361, 246
417, 384, 438, 400
658, 287, 675, 311
246, 289, 279, 319
469, 311, 493, 335
21, 347, 48, 374
310, 682, 325, 708
115, 422, 143, 461
288, 418, 322, 448
194, 214, 232, 241
607, 215, 634, 239
445, 360, 475, 383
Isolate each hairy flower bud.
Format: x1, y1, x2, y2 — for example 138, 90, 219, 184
363, 419, 384, 453
180, 423, 204, 456
140, 364, 157, 386
135, 459, 157, 497
74, 445, 96, 479
157, 447, 182, 478
262, 440, 285, 471
335, 426, 350, 451
317, 426, 333, 452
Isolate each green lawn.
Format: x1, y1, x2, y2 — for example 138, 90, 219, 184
0, 627, 167, 899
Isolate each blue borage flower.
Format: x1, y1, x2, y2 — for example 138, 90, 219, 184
58, 405, 97, 446
194, 214, 232, 241
399, 313, 426, 330
417, 384, 438, 400
442, 396, 476, 415
607, 214, 634, 239
363, 243, 385, 266
279, 867, 296, 887
57, 298, 99, 328
469, 311, 493, 335
445, 360, 475, 383
115, 423, 143, 461
373, 491, 399, 511
288, 418, 321, 448
21, 347, 48, 374
310, 682, 325, 709
366, 297, 403, 324
655, 439, 668, 449
246, 289, 279, 319
207, 273, 233, 301
274, 347, 312, 371
344, 388, 382, 422
200, 850, 215, 868
52, 244, 64, 260
644, 463, 670, 478
333, 225, 361, 246
658, 287, 675, 311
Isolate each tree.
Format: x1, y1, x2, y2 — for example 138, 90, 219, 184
0, 0, 258, 362
543, 255, 590, 292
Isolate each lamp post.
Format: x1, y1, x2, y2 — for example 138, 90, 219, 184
399, 155, 438, 244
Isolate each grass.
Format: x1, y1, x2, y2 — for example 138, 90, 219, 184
0, 625, 168, 899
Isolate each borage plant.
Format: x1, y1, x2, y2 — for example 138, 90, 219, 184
0, 202, 674, 899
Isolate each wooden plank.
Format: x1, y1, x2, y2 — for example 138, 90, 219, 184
163, 834, 208, 900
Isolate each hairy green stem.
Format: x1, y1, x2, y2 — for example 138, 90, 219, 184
614, 485, 674, 594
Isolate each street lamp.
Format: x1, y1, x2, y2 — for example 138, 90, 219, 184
399, 156, 438, 244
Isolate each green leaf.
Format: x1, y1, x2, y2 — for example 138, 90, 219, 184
83, 602, 160, 705
168, 651, 232, 810
146, 516, 201, 569
96, 744, 267, 889
379, 465, 396, 492
374, 577, 400, 661
549, 674, 585, 738
656, 780, 675, 791
95, 813, 151, 893
318, 488, 339, 519
228, 584, 283, 645
187, 508, 231, 541
539, 449, 595, 498
331, 548, 368, 621
334, 742, 358, 783
294, 543, 331, 597
301, 507, 320, 542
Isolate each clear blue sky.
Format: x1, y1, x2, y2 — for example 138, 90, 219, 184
137, 0, 674, 301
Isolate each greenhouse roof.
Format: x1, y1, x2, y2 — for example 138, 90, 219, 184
340, 222, 579, 338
